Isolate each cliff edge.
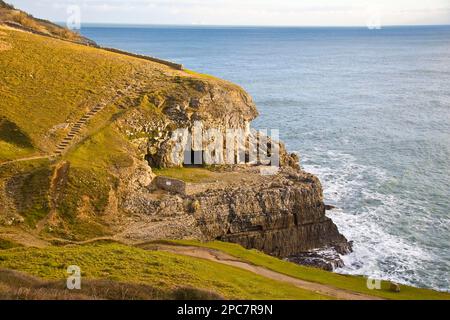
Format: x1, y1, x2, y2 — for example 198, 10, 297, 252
0, 13, 350, 269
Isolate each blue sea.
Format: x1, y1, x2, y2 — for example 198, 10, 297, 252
81, 25, 450, 291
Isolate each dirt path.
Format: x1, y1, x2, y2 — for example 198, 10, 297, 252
145, 244, 384, 300
0, 155, 51, 168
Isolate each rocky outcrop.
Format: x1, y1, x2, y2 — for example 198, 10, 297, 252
119, 75, 299, 170
113, 73, 350, 264
119, 166, 350, 260
195, 179, 350, 257
287, 248, 347, 271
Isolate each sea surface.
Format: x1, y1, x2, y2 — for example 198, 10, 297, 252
81, 25, 450, 291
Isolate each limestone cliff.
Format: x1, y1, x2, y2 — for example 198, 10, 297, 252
0, 22, 350, 267
113, 74, 351, 263
119, 166, 350, 259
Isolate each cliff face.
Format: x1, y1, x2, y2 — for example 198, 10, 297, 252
197, 170, 350, 257
0, 22, 350, 266
121, 76, 260, 168
121, 75, 299, 170
118, 165, 350, 259
114, 74, 350, 262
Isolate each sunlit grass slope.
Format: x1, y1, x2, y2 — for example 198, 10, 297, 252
170, 240, 450, 300
0, 26, 149, 160
0, 242, 329, 300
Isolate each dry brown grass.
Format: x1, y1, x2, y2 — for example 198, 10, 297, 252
9, 11, 45, 34
0, 5, 87, 44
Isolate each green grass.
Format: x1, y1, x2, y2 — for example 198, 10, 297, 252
170, 240, 450, 300
0, 242, 329, 300
0, 140, 34, 162
66, 125, 133, 172
56, 126, 134, 240
0, 26, 145, 158
19, 166, 52, 227
184, 69, 221, 81
49, 166, 114, 240
153, 167, 216, 183
0, 117, 35, 161
0, 157, 50, 178
0, 237, 21, 249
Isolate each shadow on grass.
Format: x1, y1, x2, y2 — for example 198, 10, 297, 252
0, 268, 223, 300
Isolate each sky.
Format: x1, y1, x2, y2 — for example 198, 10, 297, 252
7, 0, 450, 26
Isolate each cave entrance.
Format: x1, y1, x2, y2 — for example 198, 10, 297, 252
183, 150, 204, 167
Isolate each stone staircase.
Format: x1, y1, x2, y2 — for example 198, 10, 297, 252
54, 84, 134, 156
53, 102, 106, 156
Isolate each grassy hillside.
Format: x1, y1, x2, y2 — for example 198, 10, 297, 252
169, 240, 450, 300
0, 241, 328, 300
0, 1, 93, 45
0, 24, 184, 240
0, 22, 245, 244
0, 239, 448, 300
0, 26, 148, 160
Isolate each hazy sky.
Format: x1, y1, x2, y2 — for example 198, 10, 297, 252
7, 0, 450, 26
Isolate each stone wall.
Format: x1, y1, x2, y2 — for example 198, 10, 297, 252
2, 22, 183, 69
101, 47, 184, 70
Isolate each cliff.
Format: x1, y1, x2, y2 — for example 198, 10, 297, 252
120, 166, 350, 259
0, 15, 350, 268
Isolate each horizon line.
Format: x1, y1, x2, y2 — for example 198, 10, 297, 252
67, 22, 450, 28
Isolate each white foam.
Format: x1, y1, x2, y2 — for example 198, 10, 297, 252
302, 149, 449, 291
